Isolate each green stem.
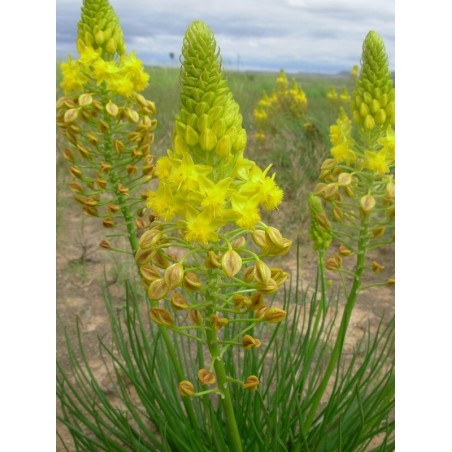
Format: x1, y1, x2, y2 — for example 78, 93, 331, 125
299, 216, 369, 440
205, 325, 243, 452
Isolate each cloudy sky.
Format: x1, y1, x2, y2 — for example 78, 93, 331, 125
56, 0, 394, 73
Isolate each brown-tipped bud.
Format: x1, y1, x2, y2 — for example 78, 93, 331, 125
371, 260, 385, 273
83, 206, 98, 217
243, 375, 259, 391
183, 272, 202, 291
118, 184, 129, 195
360, 194, 376, 212
64, 108, 79, 123
139, 229, 162, 249
171, 293, 190, 311
231, 236, 246, 248
326, 255, 342, 271
76, 144, 90, 159
320, 159, 337, 171
105, 204, 119, 214
153, 251, 170, 269
70, 166, 83, 179
263, 307, 287, 324
106, 101, 119, 117
211, 314, 228, 331
189, 309, 203, 325
135, 247, 157, 266
243, 266, 256, 283
95, 178, 107, 189
205, 251, 222, 269
257, 278, 279, 295
68, 182, 83, 193
135, 219, 146, 229
178, 380, 195, 397
255, 306, 269, 319
99, 119, 109, 133
102, 218, 115, 228
242, 335, 261, 350
63, 148, 75, 162
147, 278, 169, 300
249, 292, 264, 310
265, 226, 284, 248
164, 263, 184, 290
253, 260, 272, 285
221, 250, 242, 277
372, 226, 386, 238
251, 230, 267, 249
126, 108, 140, 123
233, 294, 251, 310
78, 93, 93, 106
149, 307, 173, 326
113, 139, 125, 154
127, 165, 139, 176
139, 264, 161, 284
273, 270, 289, 287
337, 172, 353, 186
338, 245, 352, 257
198, 369, 216, 385
99, 240, 111, 250
332, 205, 344, 222
315, 213, 332, 231
323, 183, 339, 200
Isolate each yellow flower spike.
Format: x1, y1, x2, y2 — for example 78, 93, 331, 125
352, 31, 395, 130
198, 369, 216, 386
178, 380, 195, 397
242, 335, 261, 350
77, 0, 126, 58
149, 307, 173, 327
243, 376, 260, 391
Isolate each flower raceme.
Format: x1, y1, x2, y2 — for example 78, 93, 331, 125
136, 21, 291, 406
56, 0, 156, 238
253, 69, 308, 142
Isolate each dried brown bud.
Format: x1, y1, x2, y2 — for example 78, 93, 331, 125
189, 309, 203, 325
211, 314, 228, 331
338, 245, 352, 257
243, 375, 259, 391
263, 307, 287, 324
102, 218, 115, 228
183, 272, 202, 291
242, 335, 261, 350
99, 240, 111, 250
70, 166, 83, 179
205, 251, 222, 269
149, 307, 173, 326
135, 219, 146, 229
171, 293, 190, 311
371, 261, 385, 273
198, 369, 216, 386
233, 294, 251, 310
178, 380, 195, 397
372, 226, 386, 238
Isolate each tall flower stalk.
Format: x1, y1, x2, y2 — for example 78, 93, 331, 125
135, 20, 291, 451
300, 30, 395, 438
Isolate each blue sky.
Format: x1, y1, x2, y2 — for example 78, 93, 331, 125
56, 0, 394, 73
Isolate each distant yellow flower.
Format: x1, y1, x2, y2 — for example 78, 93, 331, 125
60, 58, 87, 94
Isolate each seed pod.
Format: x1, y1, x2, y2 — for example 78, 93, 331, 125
253, 260, 272, 285
178, 380, 195, 397
243, 375, 259, 391
171, 293, 190, 311
221, 250, 242, 277
242, 335, 261, 350
189, 309, 203, 325
198, 369, 216, 385
149, 307, 173, 326
147, 278, 169, 300
211, 314, 228, 331
183, 272, 202, 291
263, 307, 287, 324
164, 263, 184, 290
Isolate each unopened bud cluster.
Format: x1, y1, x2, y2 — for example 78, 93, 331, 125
326, 65, 359, 108
253, 69, 308, 142
56, 0, 156, 237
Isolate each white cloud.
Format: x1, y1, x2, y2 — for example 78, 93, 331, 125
56, 0, 394, 73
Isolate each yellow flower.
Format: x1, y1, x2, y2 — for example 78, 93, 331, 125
378, 126, 395, 163
230, 194, 261, 229
331, 143, 356, 165
198, 177, 232, 218
92, 58, 121, 84
184, 211, 220, 243
363, 149, 391, 176
60, 58, 88, 94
